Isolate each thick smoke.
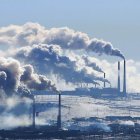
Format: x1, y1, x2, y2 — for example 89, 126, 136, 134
12, 44, 108, 85
0, 22, 122, 89
0, 57, 57, 96
0, 57, 23, 94
78, 68, 110, 84
0, 22, 124, 59
0, 71, 7, 87
21, 65, 57, 91
82, 55, 104, 73
87, 39, 124, 59
0, 23, 129, 130
0, 57, 58, 129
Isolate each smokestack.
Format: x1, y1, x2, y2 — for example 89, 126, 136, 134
123, 59, 126, 94
32, 96, 35, 129
95, 83, 96, 88
104, 72, 106, 88
118, 61, 120, 92
57, 93, 61, 130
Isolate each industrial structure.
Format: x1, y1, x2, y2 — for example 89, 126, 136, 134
31, 93, 62, 130
61, 60, 127, 97
0, 60, 140, 140
123, 60, 126, 94
118, 61, 121, 92
29, 59, 128, 134
32, 60, 127, 98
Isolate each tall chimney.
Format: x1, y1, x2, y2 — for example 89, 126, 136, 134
118, 61, 120, 92
95, 83, 97, 88
123, 59, 126, 94
57, 93, 61, 130
104, 72, 106, 88
32, 96, 35, 129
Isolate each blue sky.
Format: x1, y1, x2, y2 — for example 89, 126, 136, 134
0, 0, 140, 60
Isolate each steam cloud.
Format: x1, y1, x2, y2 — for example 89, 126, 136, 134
0, 57, 23, 94
2, 22, 140, 131
82, 55, 104, 73
0, 22, 124, 59
0, 22, 117, 92
0, 57, 57, 96
21, 65, 56, 91
12, 44, 108, 85
0, 57, 58, 129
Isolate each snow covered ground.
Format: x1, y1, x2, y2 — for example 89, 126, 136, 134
0, 93, 139, 130
35, 94, 140, 131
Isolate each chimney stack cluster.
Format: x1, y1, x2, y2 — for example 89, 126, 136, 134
103, 60, 126, 94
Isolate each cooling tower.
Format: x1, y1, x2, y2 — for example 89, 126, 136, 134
123, 60, 126, 94
118, 61, 120, 92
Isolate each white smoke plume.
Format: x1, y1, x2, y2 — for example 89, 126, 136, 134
11, 44, 108, 85
0, 57, 57, 96
89, 58, 140, 93
82, 55, 104, 73
21, 65, 57, 91
0, 93, 33, 129
0, 22, 124, 59
0, 115, 31, 129
0, 57, 23, 94
65, 52, 109, 84
87, 39, 124, 59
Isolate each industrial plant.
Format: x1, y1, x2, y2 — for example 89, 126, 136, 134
0, 58, 139, 140
0, 22, 139, 139
33, 59, 127, 97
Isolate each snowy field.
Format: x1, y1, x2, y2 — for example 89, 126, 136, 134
0, 93, 140, 131
35, 94, 140, 131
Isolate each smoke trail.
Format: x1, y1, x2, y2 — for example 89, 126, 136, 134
11, 44, 109, 85
82, 55, 104, 73
87, 39, 125, 59
81, 68, 110, 84
45, 27, 124, 59
0, 22, 124, 59
21, 64, 57, 91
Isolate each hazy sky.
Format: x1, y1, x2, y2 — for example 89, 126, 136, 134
0, 0, 140, 60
